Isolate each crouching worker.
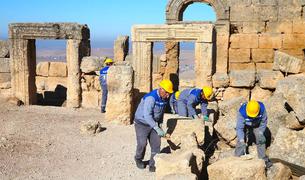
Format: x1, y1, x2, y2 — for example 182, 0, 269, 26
177, 86, 213, 121
134, 79, 173, 172
235, 100, 273, 168
169, 91, 180, 114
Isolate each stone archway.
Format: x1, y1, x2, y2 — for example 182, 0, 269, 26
9, 23, 90, 107
165, 0, 229, 23
131, 24, 215, 93
165, 0, 230, 74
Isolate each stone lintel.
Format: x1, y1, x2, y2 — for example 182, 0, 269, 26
9, 23, 90, 40
132, 24, 214, 43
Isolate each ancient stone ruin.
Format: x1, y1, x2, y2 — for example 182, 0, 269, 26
0, 0, 305, 179
9, 23, 90, 108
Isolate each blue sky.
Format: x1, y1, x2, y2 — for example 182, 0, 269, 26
0, 0, 216, 48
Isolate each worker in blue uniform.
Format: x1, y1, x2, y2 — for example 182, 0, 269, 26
99, 58, 113, 113
134, 79, 173, 172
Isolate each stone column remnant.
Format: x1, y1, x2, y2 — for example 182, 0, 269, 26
114, 35, 129, 62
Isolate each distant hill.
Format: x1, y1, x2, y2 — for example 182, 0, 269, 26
36, 47, 195, 80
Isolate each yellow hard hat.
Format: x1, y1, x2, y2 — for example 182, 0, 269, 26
175, 91, 181, 100
159, 79, 174, 93
104, 58, 113, 64
202, 86, 213, 100
246, 100, 260, 118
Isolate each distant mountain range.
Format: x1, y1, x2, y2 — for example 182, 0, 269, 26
36, 47, 195, 79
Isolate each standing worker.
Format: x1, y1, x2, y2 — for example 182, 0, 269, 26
99, 58, 114, 113
169, 91, 180, 114
235, 100, 273, 168
177, 86, 213, 121
134, 79, 173, 172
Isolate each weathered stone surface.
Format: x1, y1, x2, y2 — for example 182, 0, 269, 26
266, 21, 293, 34
256, 63, 274, 70
269, 127, 305, 167
300, 175, 305, 180
218, 97, 246, 118
223, 87, 249, 101
215, 97, 247, 142
36, 62, 49, 77
93, 75, 101, 91
282, 34, 305, 49
267, 162, 292, 180
114, 35, 129, 62
264, 93, 289, 137
256, 70, 284, 89
229, 48, 250, 63
0, 40, 9, 58
159, 173, 197, 180
212, 72, 229, 88
9, 23, 90, 40
49, 62, 67, 77
230, 34, 259, 48
80, 120, 103, 135
259, 34, 282, 49
230, 6, 258, 22
255, 5, 278, 21
278, 6, 302, 21
105, 65, 133, 125
229, 70, 256, 87
273, 51, 303, 74
250, 86, 272, 103
229, 62, 255, 71
47, 77, 67, 92
0, 73, 11, 83
242, 21, 265, 33
152, 73, 163, 90
66, 39, 86, 108
81, 91, 99, 108
0, 82, 11, 89
80, 56, 104, 73
293, 20, 305, 34
35, 76, 47, 91
275, 75, 305, 123
208, 156, 266, 180
0, 58, 10, 73
155, 148, 204, 179
164, 117, 205, 146
252, 49, 274, 63
285, 111, 304, 130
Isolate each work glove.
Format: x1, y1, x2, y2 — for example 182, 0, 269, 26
153, 126, 165, 137
203, 115, 209, 122
192, 114, 200, 119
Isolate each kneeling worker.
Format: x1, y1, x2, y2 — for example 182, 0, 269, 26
177, 86, 213, 121
134, 79, 173, 172
169, 91, 180, 114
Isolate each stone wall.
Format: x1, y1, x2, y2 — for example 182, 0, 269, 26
228, 0, 305, 72
0, 40, 11, 97
163, 0, 305, 101
36, 62, 67, 106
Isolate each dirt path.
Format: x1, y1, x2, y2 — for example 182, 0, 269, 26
0, 98, 155, 180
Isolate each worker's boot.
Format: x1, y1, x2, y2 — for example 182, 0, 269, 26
101, 107, 106, 113
134, 158, 145, 169
149, 166, 156, 172
264, 158, 273, 169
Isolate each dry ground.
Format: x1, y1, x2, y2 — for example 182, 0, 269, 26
0, 97, 156, 180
